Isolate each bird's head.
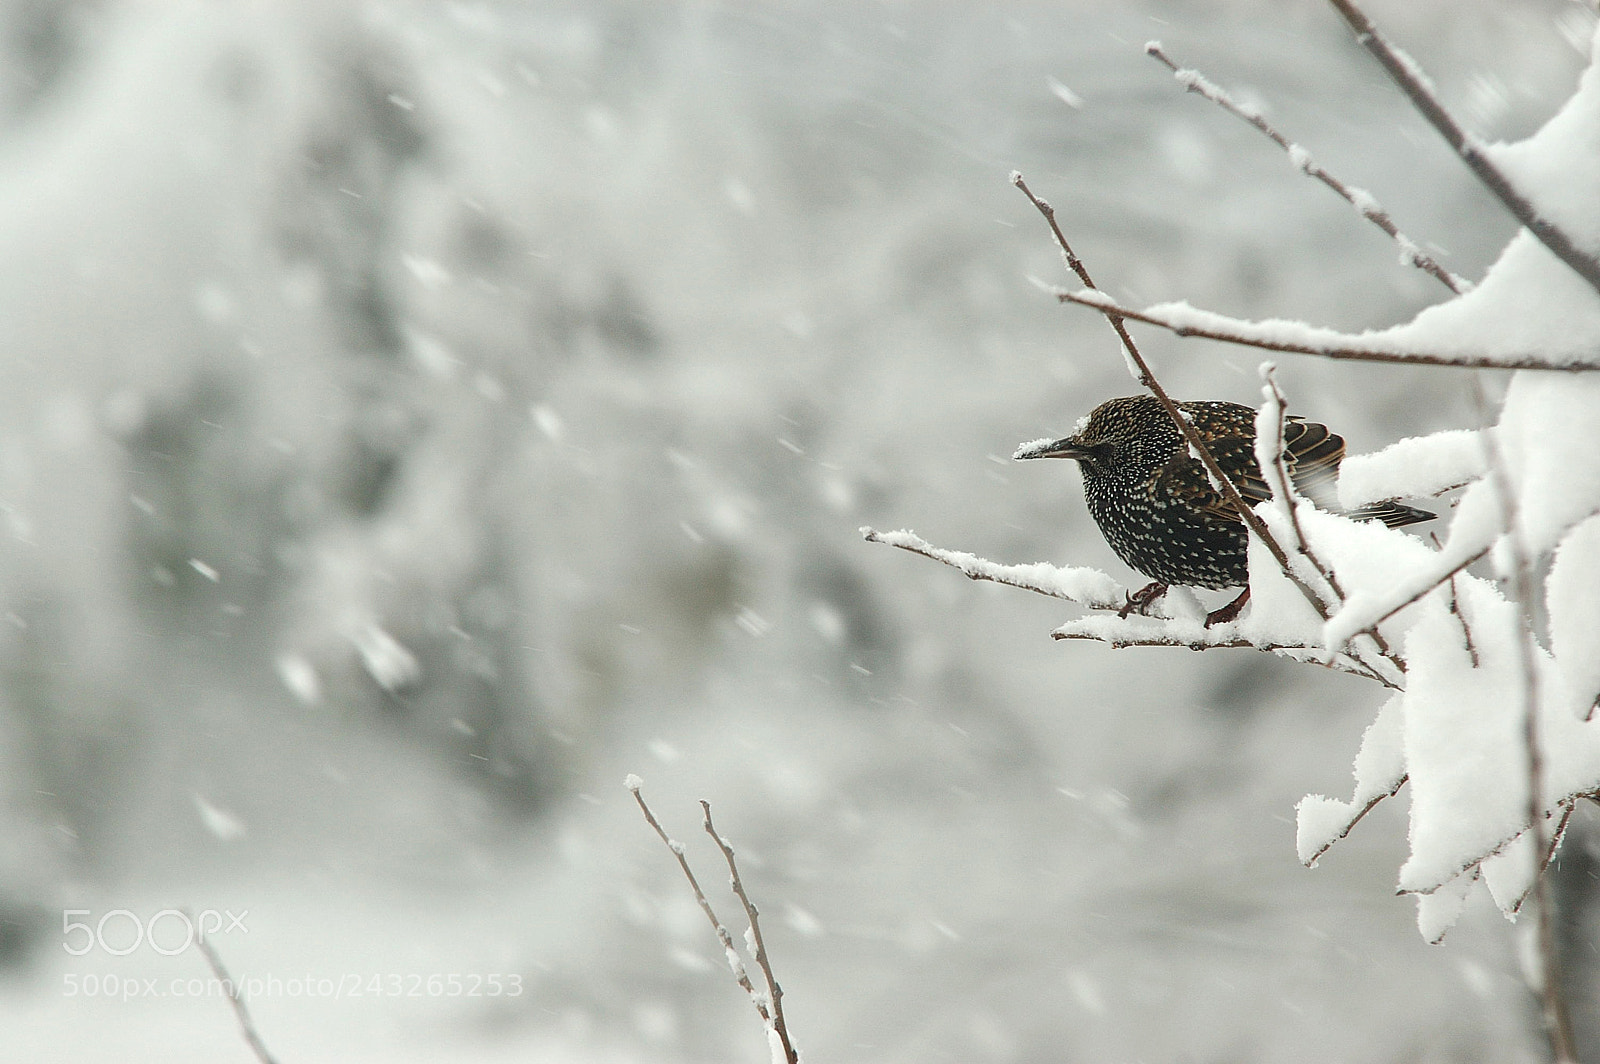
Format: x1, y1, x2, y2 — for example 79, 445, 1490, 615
1013, 396, 1153, 474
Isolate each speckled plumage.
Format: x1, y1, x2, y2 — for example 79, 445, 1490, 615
1019, 395, 1433, 593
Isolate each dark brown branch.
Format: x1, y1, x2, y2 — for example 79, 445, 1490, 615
1145, 42, 1465, 295
1300, 775, 1410, 867
1433, 532, 1482, 668
1258, 369, 1346, 603
1052, 627, 1400, 687
1255, 369, 1404, 672
1327, 0, 1600, 301
1054, 287, 1600, 372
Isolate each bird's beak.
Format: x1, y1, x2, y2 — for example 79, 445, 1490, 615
1013, 435, 1087, 461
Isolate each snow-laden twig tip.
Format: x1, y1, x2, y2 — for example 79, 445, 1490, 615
623, 773, 644, 793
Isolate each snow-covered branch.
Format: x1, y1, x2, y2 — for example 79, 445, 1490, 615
859, 526, 1126, 609
1051, 286, 1600, 372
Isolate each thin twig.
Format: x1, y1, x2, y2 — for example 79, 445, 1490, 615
1467, 376, 1578, 1061
1326, 0, 1600, 301
1051, 287, 1600, 372
702, 802, 799, 1064
1433, 532, 1481, 668
1257, 367, 1346, 603
626, 779, 772, 1026
859, 526, 1128, 611
1502, 803, 1578, 917
1300, 775, 1410, 867
1330, 544, 1493, 647
1145, 41, 1466, 295
188, 910, 280, 1064
1051, 627, 1400, 687
1402, 800, 1585, 901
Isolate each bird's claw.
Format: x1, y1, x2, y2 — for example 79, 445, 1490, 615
1118, 581, 1169, 619
1203, 587, 1251, 628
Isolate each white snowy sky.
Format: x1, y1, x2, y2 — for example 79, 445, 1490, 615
1, 1, 1597, 1060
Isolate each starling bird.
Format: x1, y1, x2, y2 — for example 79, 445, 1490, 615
1015, 395, 1433, 626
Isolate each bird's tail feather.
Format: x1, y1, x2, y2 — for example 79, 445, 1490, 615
1346, 501, 1435, 529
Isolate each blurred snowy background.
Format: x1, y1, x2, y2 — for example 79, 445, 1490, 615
0, 0, 1595, 1060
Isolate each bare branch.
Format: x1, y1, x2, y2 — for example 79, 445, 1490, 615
1255, 368, 1404, 673
1327, 0, 1600, 301
1257, 367, 1345, 601
1145, 41, 1466, 295
1052, 624, 1400, 687
188, 910, 280, 1064
1328, 544, 1493, 648
1053, 287, 1600, 372
626, 779, 771, 1026
702, 802, 799, 1064
1500, 802, 1579, 918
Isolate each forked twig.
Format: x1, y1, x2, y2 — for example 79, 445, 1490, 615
1326, 0, 1600, 301
627, 778, 799, 1064
188, 910, 280, 1064
1051, 626, 1399, 687
1255, 367, 1403, 676
1257, 366, 1344, 601
1435, 533, 1481, 669
1145, 41, 1466, 295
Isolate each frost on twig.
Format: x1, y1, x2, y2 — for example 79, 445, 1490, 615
860, 526, 1125, 610
628, 778, 800, 1064
1145, 41, 1467, 294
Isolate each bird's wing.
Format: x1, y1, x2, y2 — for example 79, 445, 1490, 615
1150, 443, 1255, 523
1163, 402, 1263, 521
1281, 419, 1345, 511
1156, 403, 1348, 520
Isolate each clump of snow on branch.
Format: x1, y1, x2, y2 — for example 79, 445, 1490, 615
1336, 430, 1484, 509
1281, 23, 1600, 938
